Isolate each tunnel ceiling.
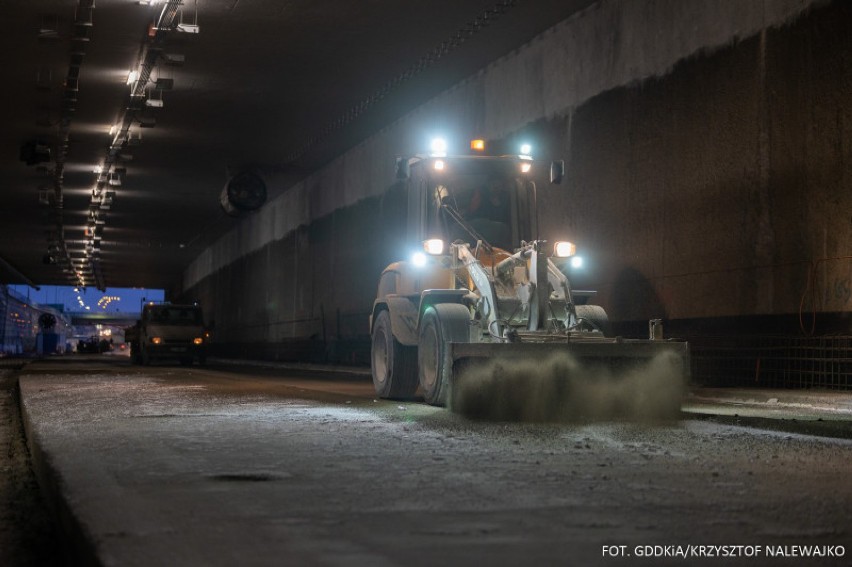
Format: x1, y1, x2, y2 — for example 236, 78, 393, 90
0, 0, 591, 291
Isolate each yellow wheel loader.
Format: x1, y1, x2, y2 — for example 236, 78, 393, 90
370, 138, 689, 408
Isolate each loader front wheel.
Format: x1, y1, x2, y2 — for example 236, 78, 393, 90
418, 303, 471, 406
575, 304, 611, 336
371, 310, 418, 399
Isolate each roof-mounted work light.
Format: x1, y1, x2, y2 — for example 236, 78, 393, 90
430, 138, 447, 157
553, 241, 576, 258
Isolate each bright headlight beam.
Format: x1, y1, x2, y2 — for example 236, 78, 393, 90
554, 241, 576, 258
424, 239, 444, 255
430, 138, 447, 156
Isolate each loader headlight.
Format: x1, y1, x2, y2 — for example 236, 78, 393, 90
423, 238, 444, 255
553, 241, 577, 258
193, 337, 204, 345
519, 143, 532, 157
430, 138, 448, 157
412, 251, 428, 267
570, 256, 584, 269
151, 337, 162, 345
520, 161, 532, 173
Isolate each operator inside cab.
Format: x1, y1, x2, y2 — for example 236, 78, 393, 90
462, 176, 511, 245
432, 175, 514, 251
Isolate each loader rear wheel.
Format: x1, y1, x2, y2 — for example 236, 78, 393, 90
371, 310, 418, 399
418, 303, 471, 406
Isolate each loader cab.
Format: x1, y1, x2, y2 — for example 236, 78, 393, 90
405, 156, 538, 253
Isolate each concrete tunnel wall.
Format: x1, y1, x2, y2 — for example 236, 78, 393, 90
181, 0, 851, 362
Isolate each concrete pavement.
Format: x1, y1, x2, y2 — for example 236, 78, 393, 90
12, 357, 852, 566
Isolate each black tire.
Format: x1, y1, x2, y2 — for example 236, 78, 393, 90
371, 310, 418, 399
131, 343, 142, 365
575, 304, 611, 336
141, 344, 151, 366
418, 303, 471, 406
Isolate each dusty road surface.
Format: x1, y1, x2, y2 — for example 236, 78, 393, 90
0, 365, 65, 567
11, 357, 852, 566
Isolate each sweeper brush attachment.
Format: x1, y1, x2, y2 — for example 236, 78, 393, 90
450, 341, 689, 422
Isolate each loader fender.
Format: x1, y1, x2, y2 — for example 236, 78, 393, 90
417, 289, 468, 323
372, 296, 419, 346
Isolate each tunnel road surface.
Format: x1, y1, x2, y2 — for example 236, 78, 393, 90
16, 358, 852, 566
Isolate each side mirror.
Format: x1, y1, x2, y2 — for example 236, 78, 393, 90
550, 160, 565, 184
395, 157, 410, 180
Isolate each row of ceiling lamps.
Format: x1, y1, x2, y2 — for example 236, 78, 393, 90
35, 0, 96, 290
77, 0, 198, 290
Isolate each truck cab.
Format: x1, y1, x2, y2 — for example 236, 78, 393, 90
128, 302, 208, 366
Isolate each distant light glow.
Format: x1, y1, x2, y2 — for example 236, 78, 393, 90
8, 285, 165, 315
470, 139, 485, 151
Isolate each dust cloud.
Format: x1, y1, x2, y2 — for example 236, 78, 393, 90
450, 351, 686, 422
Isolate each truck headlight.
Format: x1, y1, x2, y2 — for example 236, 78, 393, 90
193, 337, 203, 345
151, 337, 162, 345
553, 241, 576, 258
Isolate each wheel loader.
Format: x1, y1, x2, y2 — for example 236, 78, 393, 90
370, 138, 689, 408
